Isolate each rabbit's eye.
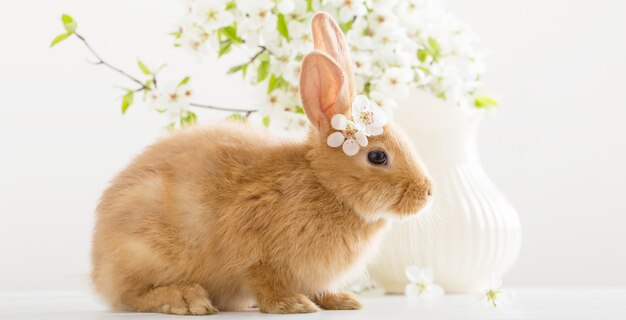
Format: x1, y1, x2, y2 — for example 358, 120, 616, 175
367, 150, 388, 166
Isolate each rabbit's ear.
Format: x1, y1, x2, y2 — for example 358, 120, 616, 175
311, 12, 355, 100
300, 51, 351, 130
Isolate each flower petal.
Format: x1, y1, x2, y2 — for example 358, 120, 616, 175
331, 114, 348, 130
420, 268, 434, 283
498, 289, 515, 304
367, 125, 384, 136
405, 265, 421, 283
327, 131, 346, 148
352, 95, 369, 110
356, 131, 368, 147
342, 139, 360, 156
405, 283, 420, 297
369, 101, 389, 126
425, 284, 445, 297
488, 274, 502, 290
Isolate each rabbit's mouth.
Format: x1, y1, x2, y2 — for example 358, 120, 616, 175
391, 180, 432, 216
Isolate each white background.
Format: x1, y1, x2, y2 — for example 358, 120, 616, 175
1, 0, 625, 291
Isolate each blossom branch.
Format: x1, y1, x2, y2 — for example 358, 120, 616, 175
249, 46, 267, 63
73, 32, 257, 115
75, 32, 146, 90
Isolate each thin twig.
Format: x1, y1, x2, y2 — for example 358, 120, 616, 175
75, 32, 145, 89
249, 46, 267, 63
190, 102, 256, 113
73, 32, 258, 115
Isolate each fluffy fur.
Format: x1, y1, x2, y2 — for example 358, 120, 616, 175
91, 12, 432, 315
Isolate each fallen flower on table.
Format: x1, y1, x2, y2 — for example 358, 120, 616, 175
404, 265, 445, 298
478, 274, 515, 308
346, 274, 385, 296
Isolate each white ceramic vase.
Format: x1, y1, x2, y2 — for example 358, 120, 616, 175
369, 89, 522, 293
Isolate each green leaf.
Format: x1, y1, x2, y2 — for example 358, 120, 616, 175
50, 32, 72, 47
257, 60, 270, 82
417, 49, 428, 63
416, 66, 431, 75
218, 39, 233, 57
219, 25, 243, 44
295, 106, 305, 114
143, 80, 153, 100
475, 96, 499, 108
226, 1, 236, 10
61, 14, 77, 33
267, 74, 278, 93
227, 63, 248, 76
154, 64, 167, 74
427, 37, 441, 61
137, 60, 151, 75
181, 111, 197, 127
121, 91, 134, 114
169, 30, 182, 39
227, 113, 247, 123
363, 81, 371, 95
277, 13, 290, 41
428, 37, 440, 53
340, 19, 354, 33
178, 76, 190, 87
165, 122, 176, 131
267, 74, 289, 94
307, 0, 314, 12
262, 115, 271, 127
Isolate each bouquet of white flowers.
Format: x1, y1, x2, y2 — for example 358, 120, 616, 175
172, 0, 496, 130
51, 0, 496, 130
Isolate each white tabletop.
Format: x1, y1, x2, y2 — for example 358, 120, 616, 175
1, 288, 625, 319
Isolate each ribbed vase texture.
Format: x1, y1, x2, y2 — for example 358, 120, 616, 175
369, 90, 522, 293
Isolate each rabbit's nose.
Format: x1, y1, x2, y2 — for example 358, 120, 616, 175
424, 180, 433, 196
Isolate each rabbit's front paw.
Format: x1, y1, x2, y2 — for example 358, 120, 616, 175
259, 294, 319, 314
313, 292, 362, 310
130, 284, 218, 315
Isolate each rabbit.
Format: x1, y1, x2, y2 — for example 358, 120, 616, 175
91, 12, 432, 315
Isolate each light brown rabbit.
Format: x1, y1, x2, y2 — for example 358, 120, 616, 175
92, 12, 432, 315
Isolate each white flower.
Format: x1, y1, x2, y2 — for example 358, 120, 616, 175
327, 114, 368, 156
147, 82, 193, 127
351, 95, 388, 136
327, 96, 389, 156
288, 20, 314, 52
478, 274, 514, 308
369, 90, 398, 114
368, 0, 399, 13
174, 0, 492, 131
192, 0, 234, 31
286, 0, 313, 20
347, 18, 375, 50
404, 265, 444, 298
177, 24, 211, 55
265, 89, 297, 113
375, 67, 414, 99
330, 0, 368, 22
347, 275, 385, 296
273, 0, 295, 14
351, 51, 374, 78
238, 0, 275, 25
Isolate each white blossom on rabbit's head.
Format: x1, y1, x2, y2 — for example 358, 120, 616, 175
352, 95, 388, 136
327, 95, 389, 156
327, 114, 368, 156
